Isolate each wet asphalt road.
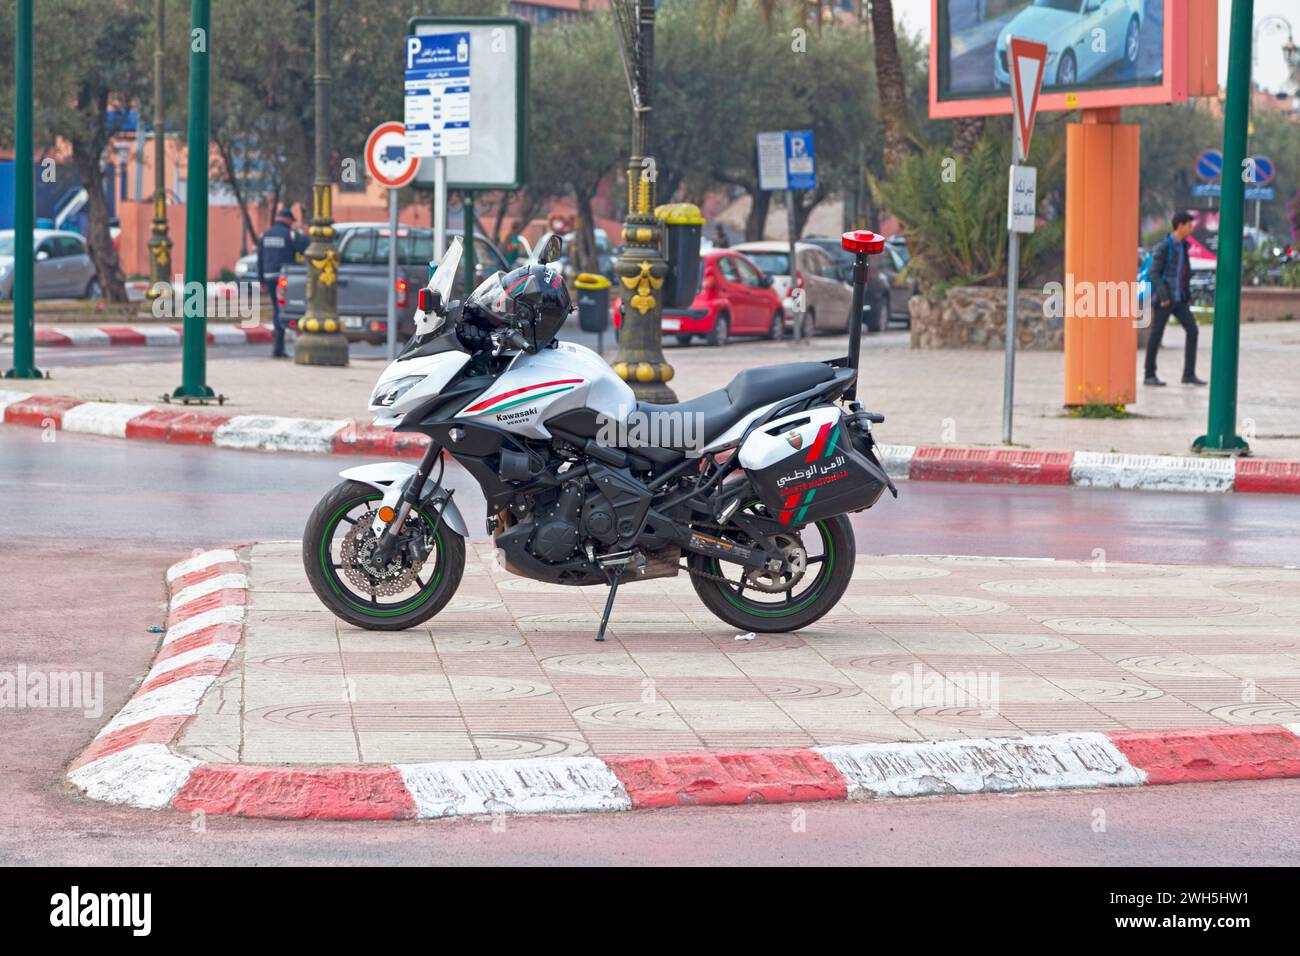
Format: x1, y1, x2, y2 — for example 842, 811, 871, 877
2, 425, 1298, 567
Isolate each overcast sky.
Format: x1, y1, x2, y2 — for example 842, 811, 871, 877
895, 0, 1298, 94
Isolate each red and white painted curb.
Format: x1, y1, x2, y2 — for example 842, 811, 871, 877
66, 547, 1300, 820
31, 323, 272, 348
875, 442, 1300, 495
3, 392, 1297, 492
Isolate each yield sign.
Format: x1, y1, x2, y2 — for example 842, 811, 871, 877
1008, 37, 1048, 163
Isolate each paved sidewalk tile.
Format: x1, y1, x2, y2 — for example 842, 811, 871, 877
175, 542, 1300, 764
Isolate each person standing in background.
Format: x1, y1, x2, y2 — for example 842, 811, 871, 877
257, 207, 308, 359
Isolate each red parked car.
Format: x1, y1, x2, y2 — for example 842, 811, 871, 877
613, 248, 786, 346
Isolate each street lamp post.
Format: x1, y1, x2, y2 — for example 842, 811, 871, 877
5, 0, 41, 380
610, 0, 675, 403
294, 0, 348, 366
146, 0, 172, 303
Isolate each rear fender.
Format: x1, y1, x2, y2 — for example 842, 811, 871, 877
338, 462, 468, 538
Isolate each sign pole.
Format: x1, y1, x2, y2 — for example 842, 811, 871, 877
363, 122, 419, 361
433, 156, 447, 261
386, 187, 399, 361
6, 0, 40, 380
1002, 118, 1021, 446
462, 190, 476, 293
1001, 36, 1045, 445
787, 188, 798, 338
998, 171, 1019, 444
1195, 0, 1253, 455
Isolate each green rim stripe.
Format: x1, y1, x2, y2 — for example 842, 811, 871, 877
319, 495, 444, 617
713, 513, 835, 618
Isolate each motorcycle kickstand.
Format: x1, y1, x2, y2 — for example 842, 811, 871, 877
594, 565, 624, 643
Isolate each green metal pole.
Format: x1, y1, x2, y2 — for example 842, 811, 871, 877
173, 0, 214, 400
1194, 0, 1252, 455
6, 0, 41, 380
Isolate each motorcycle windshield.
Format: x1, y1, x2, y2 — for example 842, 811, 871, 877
413, 236, 464, 338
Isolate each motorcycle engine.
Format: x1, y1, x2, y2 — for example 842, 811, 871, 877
528, 482, 583, 562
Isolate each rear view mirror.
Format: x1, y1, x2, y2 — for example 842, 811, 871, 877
35, 250, 49, 262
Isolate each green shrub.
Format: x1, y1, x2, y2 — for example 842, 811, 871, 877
870, 126, 1064, 293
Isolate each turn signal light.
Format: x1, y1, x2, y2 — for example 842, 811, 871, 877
275, 274, 288, 305
378, 506, 396, 523
841, 230, 885, 255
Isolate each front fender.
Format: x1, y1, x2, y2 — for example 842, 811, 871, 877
338, 462, 469, 538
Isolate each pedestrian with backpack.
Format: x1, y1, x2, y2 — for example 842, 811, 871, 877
1144, 211, 1206, 386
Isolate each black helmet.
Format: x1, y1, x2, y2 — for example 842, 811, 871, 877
465, 263, 571, 352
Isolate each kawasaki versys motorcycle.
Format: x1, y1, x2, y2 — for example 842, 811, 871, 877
303, 230, 895, 640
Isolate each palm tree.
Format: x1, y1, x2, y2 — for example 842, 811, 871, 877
868, 0, 915, 172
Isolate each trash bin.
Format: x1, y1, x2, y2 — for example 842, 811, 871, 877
656, 203, 705, 310
574, 273, 612, 333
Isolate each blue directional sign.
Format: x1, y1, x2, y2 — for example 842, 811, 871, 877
404, 32, 471, 158
1195, 148, 1223, 181
1192, 182, 1276, 201
756, 130, 817, 192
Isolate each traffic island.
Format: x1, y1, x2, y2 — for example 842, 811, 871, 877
66, 544, 1300, 819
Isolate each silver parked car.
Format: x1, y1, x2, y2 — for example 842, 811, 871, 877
731, 240, 855, 337
0, 228, 101, 300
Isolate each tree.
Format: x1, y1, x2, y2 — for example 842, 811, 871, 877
18, 0, 152, 302
529, 15, 626, 273
868, 0, 916, 173
656, 2, 882, 241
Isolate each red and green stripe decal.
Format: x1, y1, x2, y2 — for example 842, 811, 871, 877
779, 422, 841, 525
463, 378, 584, 416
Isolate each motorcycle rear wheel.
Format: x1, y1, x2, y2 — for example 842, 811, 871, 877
688, 505, 855, 633
303, 479, 465, 631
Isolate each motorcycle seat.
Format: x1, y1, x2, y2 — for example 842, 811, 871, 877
637, 362, 837, 452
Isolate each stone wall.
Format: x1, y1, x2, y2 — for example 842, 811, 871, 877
1240, 287, 1300, 324
909, 286, 1062, 350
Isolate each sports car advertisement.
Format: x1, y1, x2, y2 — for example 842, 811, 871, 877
937, 0, 1165, 101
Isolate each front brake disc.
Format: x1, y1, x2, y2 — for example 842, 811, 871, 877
339, 509, 424, 596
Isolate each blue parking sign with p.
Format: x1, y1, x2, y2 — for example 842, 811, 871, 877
786, 131, 816, 191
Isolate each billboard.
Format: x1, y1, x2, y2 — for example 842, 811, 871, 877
930, 0, 1188, 118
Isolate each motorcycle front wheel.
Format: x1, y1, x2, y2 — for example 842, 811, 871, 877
688, 502, 855, 633
303, 479, 465, 631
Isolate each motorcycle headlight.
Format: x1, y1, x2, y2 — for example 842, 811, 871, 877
371, 375, 424, 408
